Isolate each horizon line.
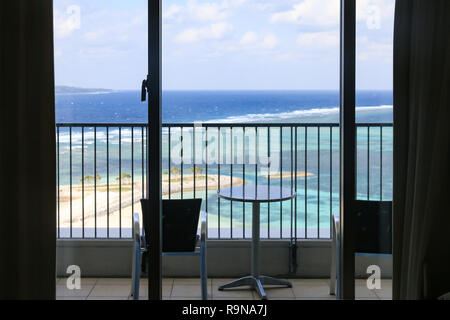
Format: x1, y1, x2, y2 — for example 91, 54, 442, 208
56, 86, 393, 93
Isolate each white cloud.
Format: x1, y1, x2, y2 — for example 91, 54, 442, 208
240, 31, 258, 45
262, 33, 278, 49
81, 13, 145, 42
54, 5, 81, 39
274, 52, 293, 61
251, 1, 275, 12
187, 0, 227, 22
175, 22, 233, 43
297, 31, 339, 50
270, 0, 339, 27
229, 31, 279, 56
164, 4, 183, 21
356, 0, 395, 25
54, 49, 63, 58
357, 37, 393, 62
164, 0, 246, 23
270, 0, 394, 27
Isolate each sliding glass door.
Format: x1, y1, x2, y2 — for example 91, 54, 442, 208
54, 0, 149, 300
52, 0, 395, 301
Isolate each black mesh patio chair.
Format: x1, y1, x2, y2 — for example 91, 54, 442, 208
130, 199, 207, 300
330, 200, 392, 297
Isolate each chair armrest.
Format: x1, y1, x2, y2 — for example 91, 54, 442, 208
331, 212, 340, 240
200, 211, 207, 244
133, 213, 141, 245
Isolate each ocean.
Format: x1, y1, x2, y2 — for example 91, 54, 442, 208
55, 90, 393, 124
55, 90, 393, 239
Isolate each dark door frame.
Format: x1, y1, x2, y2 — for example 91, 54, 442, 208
339, 0, 356, 300
147, 0, 162, 300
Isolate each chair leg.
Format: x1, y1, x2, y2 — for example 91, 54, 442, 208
132, 245, 141, 300
330, 239, 336, 295
200, 243, 207, 300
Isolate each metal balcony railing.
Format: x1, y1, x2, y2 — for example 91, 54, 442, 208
56, 123, 393, 240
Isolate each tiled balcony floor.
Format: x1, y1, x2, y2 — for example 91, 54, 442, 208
56, 278, 392, 300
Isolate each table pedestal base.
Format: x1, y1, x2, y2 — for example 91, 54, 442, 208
218, 275, 292, 300
216, 191, 296, 300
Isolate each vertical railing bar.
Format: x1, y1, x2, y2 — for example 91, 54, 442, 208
217, 127, 220, 239
181, 127, 184, 199
367, 126, 370, 200
290, 127, 293, 241
205, 127, 209, 239
145, 126, 148, 201
305, 127, 307, 239
255, 127, 258, 189
94, 127, 97, 238
317, 126, 320, 239
294, 127, 298, 240
141, 127, 144, 202
230, 126, 233, 239
243, 127, 246, 239
280, 126, 283, 239
82, 127, 85, 239
69, 126, 73, 238
131, 127, 134, 230
330, 126, 333, 239
267, 127, 271, 239
380, 126, 383, 201
144, 124, 151, 202
107, 127, 110, 238
119, 127, 122, 238
193, 126, 196, 198
168, 127, 171, 199
57, 127, 60, 238
255, 127, 259, 239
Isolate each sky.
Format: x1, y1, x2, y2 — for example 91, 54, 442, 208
54, 0, 395, 91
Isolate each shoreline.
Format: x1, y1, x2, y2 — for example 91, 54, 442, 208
57, 174, 244, 227
263, 171, 314, 179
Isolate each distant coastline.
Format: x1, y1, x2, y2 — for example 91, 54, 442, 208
55, 85, 115, 95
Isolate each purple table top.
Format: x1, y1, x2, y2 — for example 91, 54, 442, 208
218, 185, 296, 203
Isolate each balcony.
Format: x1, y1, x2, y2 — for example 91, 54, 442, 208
55, 122, 393, 294
55, 277, 392, 300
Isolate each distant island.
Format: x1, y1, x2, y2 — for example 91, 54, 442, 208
55, 85, 115, 94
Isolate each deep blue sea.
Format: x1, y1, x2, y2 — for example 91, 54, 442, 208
55, 90, 393, 124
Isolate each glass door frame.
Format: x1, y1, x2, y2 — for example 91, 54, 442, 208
146, 0, 163, 300
339, 0, 356, 300
145, 0, 360, 300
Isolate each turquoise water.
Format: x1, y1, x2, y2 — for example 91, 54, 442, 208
56, 125, 392, 239
56, 90, 393, 239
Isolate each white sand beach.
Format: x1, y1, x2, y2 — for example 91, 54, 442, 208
57, 174, 244, 229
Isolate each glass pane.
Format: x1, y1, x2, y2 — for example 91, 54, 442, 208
163, 0, 340, 300
54, 0, 148, 299
355, 0, 394, 300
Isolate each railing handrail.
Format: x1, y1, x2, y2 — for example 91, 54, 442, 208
56, 122, 393, 128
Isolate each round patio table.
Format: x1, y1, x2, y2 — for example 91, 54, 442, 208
217, 185, 296, 300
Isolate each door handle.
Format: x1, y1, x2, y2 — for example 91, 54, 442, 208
141, 75, 149, 102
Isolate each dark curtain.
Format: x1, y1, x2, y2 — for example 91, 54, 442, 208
0, 1, 56, 299
393, 0, 450, 300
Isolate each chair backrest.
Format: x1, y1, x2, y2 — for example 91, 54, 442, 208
355, 200, 392, 254
140, 199, 202, 253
